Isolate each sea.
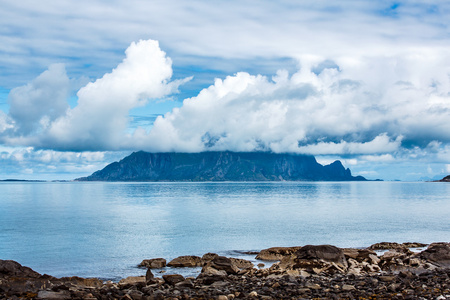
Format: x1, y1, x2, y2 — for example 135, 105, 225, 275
0, 181, 449, 281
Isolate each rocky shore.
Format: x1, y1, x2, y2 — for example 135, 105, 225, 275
1, 242, 449, 299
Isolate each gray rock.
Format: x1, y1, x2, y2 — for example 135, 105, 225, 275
418, 243, 450, 267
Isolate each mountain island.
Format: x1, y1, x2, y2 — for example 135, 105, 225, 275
77, 151, 366, 181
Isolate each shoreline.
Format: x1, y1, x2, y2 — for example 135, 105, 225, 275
1, 242, 449, 299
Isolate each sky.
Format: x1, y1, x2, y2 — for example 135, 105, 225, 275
1, 0, 450, 181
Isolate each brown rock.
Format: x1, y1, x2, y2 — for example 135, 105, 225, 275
146, 268, 154, 282
59, 276, 103, 288
229, 257, 254, 269
402, 242, 428, 248
167, 255, 202, 267
0, 260, 42, 279
368, 242, 405, 250
118, 276, 146, 285
201, 253, 219, 263
162, 274, 185, 285
343, 248, 376, 262
139, 258, 166, 269
207, 256, 240, 275
256, 246, 302, 260
295, 245, 348, 268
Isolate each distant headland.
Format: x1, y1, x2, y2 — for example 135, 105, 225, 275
76, 151, 366, 182
435, 175, 450, 182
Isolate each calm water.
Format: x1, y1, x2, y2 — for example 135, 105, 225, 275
0, 181, 449, 280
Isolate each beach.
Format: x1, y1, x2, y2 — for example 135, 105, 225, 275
1, 242, 449, 299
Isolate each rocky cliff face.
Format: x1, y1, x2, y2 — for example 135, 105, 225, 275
76, 151, 366, 181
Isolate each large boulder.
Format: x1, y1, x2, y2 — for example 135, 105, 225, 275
167, 255, 202, 267
418, 242, 450, 267
0, 260, 42, 279
256, 246, 302, 261
295, 245, 348, 268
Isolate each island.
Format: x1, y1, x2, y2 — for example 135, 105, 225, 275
76, 151, 366, 181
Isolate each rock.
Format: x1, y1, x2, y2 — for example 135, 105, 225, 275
146, 268, 154, 281
201, 266, 228, 276
139, 258, 167, 269
402, 242, 428, 248
257, 263, 265, 268
305, 283, 321, 290
118, 276, 146, 285
59, 276, 103, 287
418, 243, 450, 267
342, 284, 355, 291
37, 290, 71, 299
379, 275, 396, 282
229, 257, 253, 269
167, 255, 203, 267
0, 260, 42, 278
295, 245, 348, 269
217, 295, 228, 300
368, 253, 380, 265
343, 248, 376, 262
368, 242, 406, 250
175, 279, 194, 288
204, 256, 240, 275
162, 274, 185, 285
249, 291, 258, 297
202, 253, 219, 263
256, 246, 302, 260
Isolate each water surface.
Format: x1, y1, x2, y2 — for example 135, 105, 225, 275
0, 181, 448, 280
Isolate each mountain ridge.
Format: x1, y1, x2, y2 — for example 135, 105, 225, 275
76, 151, 366, 181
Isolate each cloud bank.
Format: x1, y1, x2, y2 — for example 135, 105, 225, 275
2, 40, 189, 151
2, 39, 450, 162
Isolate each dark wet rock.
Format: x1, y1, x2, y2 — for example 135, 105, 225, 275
256, 246, 302, 260
167, 255, 202, 267
418, 242, 450, 267
139, 258, 166, 269
295, 245, 347, 267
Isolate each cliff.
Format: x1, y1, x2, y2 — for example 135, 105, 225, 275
76, 151, 366, 181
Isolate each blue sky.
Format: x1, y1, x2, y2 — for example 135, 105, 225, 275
1, 0, 450, 181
